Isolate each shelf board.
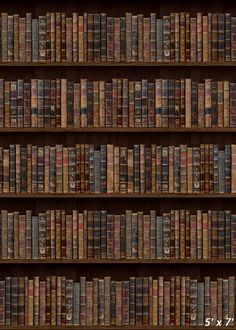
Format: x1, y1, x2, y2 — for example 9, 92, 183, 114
0, 259, 235, 264
0, 193, 234, 198
0, 127, 236, 132
0, 326, 233, 330
0, 61, 235, 67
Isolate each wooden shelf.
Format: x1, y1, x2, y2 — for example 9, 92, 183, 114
0, 127, 236, 133
0, 259, 235, 264
0, 61, 235, 67
0, 326, 232, 330
0, 193, 234, 198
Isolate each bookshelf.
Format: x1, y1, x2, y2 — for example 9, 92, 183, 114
1, 0, 236, 327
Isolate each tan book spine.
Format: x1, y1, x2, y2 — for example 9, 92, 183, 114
185, 79, 191, 127
140, 144, 145, 193
13, 212, 19, 259
63, 147, 69, 193
175, 13, 180, 62
61, 78, 67, 128
3, 149, 9, 193
163, 281, 170, 325
86, 281, 93, 325
93, 278, 98, 325
72, 210, 78, 259
99, 81, 105, 127
155, 79, 162, 127
19, 17, 26, 62
180, 210, 186, 259
19, 214, 26, 259
143, 214, 150, 259
114, 146, 120, 193
4, 81, 10, 127
31, 79, 38, 127
44, 146, 50, 193
224, 81, 230, 127
78, 212, 84, 259
50, 210, 55, 259
202, 212, 208, 259
56, 277, 61, 326
127, 148, 134, 193
125, 13, 132, 62
39, 281, 46, 325
180, 13, 185, 62
15, 144, 20, 193
128, 81, 135, 127
28, 279, 34, 325
81, 79, 87, 127
34, 277, 39, 325
115, 281, 122, 326
114, 215, 121, 259
217, 81, 224, 127
187, 147, 193, 193
13, 14, 19, 62
158, 276, 164, 325
169, 146, 174, 193
202, 16, 208, 62
50, 13, 56, 62
27, 144, 32, 193
66, 214, 72, 259
50, 276, 56, 325
114, 17, 121, 62
102, 276, 110, 326
205, 79, 212, 127
106, 145, 113, 193
55, 13, 61, 62
55, 210, 61, 259
232, 145, 236, 193
152, 279, 158, 325
72, 13, 78, 62
138, 14, 143, 62
217, 278, 223, 323
143, 17, 150, 62
78, 15, 84, 62
151, 144, 156, 193
137, 212, 143, 259
175, 276, 181, 326
65, 17, 72, 62
93, 81, 99, 127
190, 17, 197, 62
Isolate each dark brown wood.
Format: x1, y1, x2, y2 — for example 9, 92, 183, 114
0, 127, 236, 132
0, 327, 230, 330
0, 259, 235, 264
0, 61, 236, 66
0, 193, 235, 198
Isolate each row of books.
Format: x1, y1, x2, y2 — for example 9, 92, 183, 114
0, 276, 235, 326
1, 78, 236, 128
0, 12, 236, 63
0, 144, 236, 194
0, 209, 236, 260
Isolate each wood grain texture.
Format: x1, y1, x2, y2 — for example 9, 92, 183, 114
0, 259, 235, 264
0, 128, 236, 132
